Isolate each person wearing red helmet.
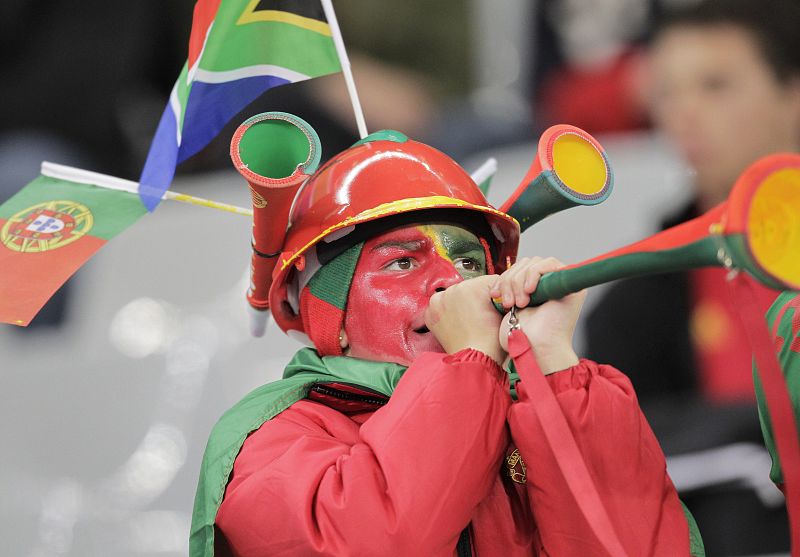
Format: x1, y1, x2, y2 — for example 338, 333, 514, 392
190, 116, 703, 556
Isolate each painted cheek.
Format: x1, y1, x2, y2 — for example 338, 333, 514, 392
343, 225, 479, 364
344, 251, 457, 364
344, 270, 430, 364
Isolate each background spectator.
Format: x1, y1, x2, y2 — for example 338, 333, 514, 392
585, 1, 800, 553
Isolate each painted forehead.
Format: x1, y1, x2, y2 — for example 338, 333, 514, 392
366, 223, 484, 255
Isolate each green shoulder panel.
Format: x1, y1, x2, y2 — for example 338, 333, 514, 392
681, 502, 706, 557
753, 291, 800, 486
189, 349, 406, 557
189, 372, 320, 556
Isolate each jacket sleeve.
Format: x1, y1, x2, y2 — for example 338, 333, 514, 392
215, 349, 511, 556
507, 359, 694, 557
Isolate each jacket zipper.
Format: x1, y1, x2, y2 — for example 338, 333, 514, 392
310, 384, 388, 407
456, 524, 475, 557
311, 383, 475, 555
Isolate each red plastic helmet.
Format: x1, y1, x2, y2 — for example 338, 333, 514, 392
269, 131, 520, 338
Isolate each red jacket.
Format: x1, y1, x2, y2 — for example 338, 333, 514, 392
215, 349, 695, 556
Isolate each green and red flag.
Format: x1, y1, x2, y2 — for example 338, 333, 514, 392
0, 164, 147, 326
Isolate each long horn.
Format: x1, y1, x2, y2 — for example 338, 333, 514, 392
522, 153, 800, 306
499, 124, 613, 232
230, 112, 322, 336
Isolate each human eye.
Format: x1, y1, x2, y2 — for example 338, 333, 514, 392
384, 257, 416, 271
454, 257, 483, 273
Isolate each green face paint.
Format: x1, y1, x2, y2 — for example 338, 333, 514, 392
416, 224, 487, 280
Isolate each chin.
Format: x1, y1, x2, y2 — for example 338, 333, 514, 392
408, 332, 446, 358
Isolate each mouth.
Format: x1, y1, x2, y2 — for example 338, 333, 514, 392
406, 316, 445, 354
409, 323, 444, 354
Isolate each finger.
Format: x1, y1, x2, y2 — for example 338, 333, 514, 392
513, 268, 535, 308
505, 258, 534, 307
498, 256, 551, 307
500, 274, 515, 308
490, 265, 514, 296
521, 257, 559, 292
469, 275, 499, 309
496, 258, 526, 307
469, 274, 499, 301
488, 279, 504, 308
474, 274, 500, 289
424, 291, 444, 328
524, 257, 564, 293
537, 256, 564, 274
522, 266, 543, 295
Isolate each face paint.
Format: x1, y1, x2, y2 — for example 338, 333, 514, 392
344, 223, 487, 366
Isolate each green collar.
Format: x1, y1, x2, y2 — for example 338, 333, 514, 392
190, 348, 406, 557
284, 347, 407, 395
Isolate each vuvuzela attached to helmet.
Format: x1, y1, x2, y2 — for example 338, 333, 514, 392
230, 112, 614, 339
500, 124, 613, 232
230, 112, 321, 336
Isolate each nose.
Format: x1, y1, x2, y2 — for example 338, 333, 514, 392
427, 261, 463, 296
657, 89, 701, 139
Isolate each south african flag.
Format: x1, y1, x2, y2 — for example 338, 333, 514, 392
139, 0, 341, 211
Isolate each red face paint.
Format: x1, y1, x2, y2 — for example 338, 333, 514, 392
344, 223, 487, 366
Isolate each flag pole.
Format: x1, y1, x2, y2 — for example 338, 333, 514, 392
320, 0, 369, 139
42, 162, 253, 217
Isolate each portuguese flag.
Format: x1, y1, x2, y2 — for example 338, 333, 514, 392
139, 0, 341, 211
0, 164, 147, 326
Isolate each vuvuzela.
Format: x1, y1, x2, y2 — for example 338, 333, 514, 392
230, 112, 322, 336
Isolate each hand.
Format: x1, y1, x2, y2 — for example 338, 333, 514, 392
424, 275, 505, 365
491, 257, 585, 374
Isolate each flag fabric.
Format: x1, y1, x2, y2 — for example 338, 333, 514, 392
0, 173, 147, 326
470, 157, 498, 197
138, 0, 341, 211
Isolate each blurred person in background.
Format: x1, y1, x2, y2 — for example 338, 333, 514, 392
532, 0, 652, 135
585, 0, 800, 553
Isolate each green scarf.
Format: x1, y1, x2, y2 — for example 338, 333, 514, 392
189, 348, 407, 557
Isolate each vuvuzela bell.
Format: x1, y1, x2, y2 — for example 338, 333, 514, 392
499, 124, 613, 233
522, 152, 800, 305
230, 112, 322, 336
